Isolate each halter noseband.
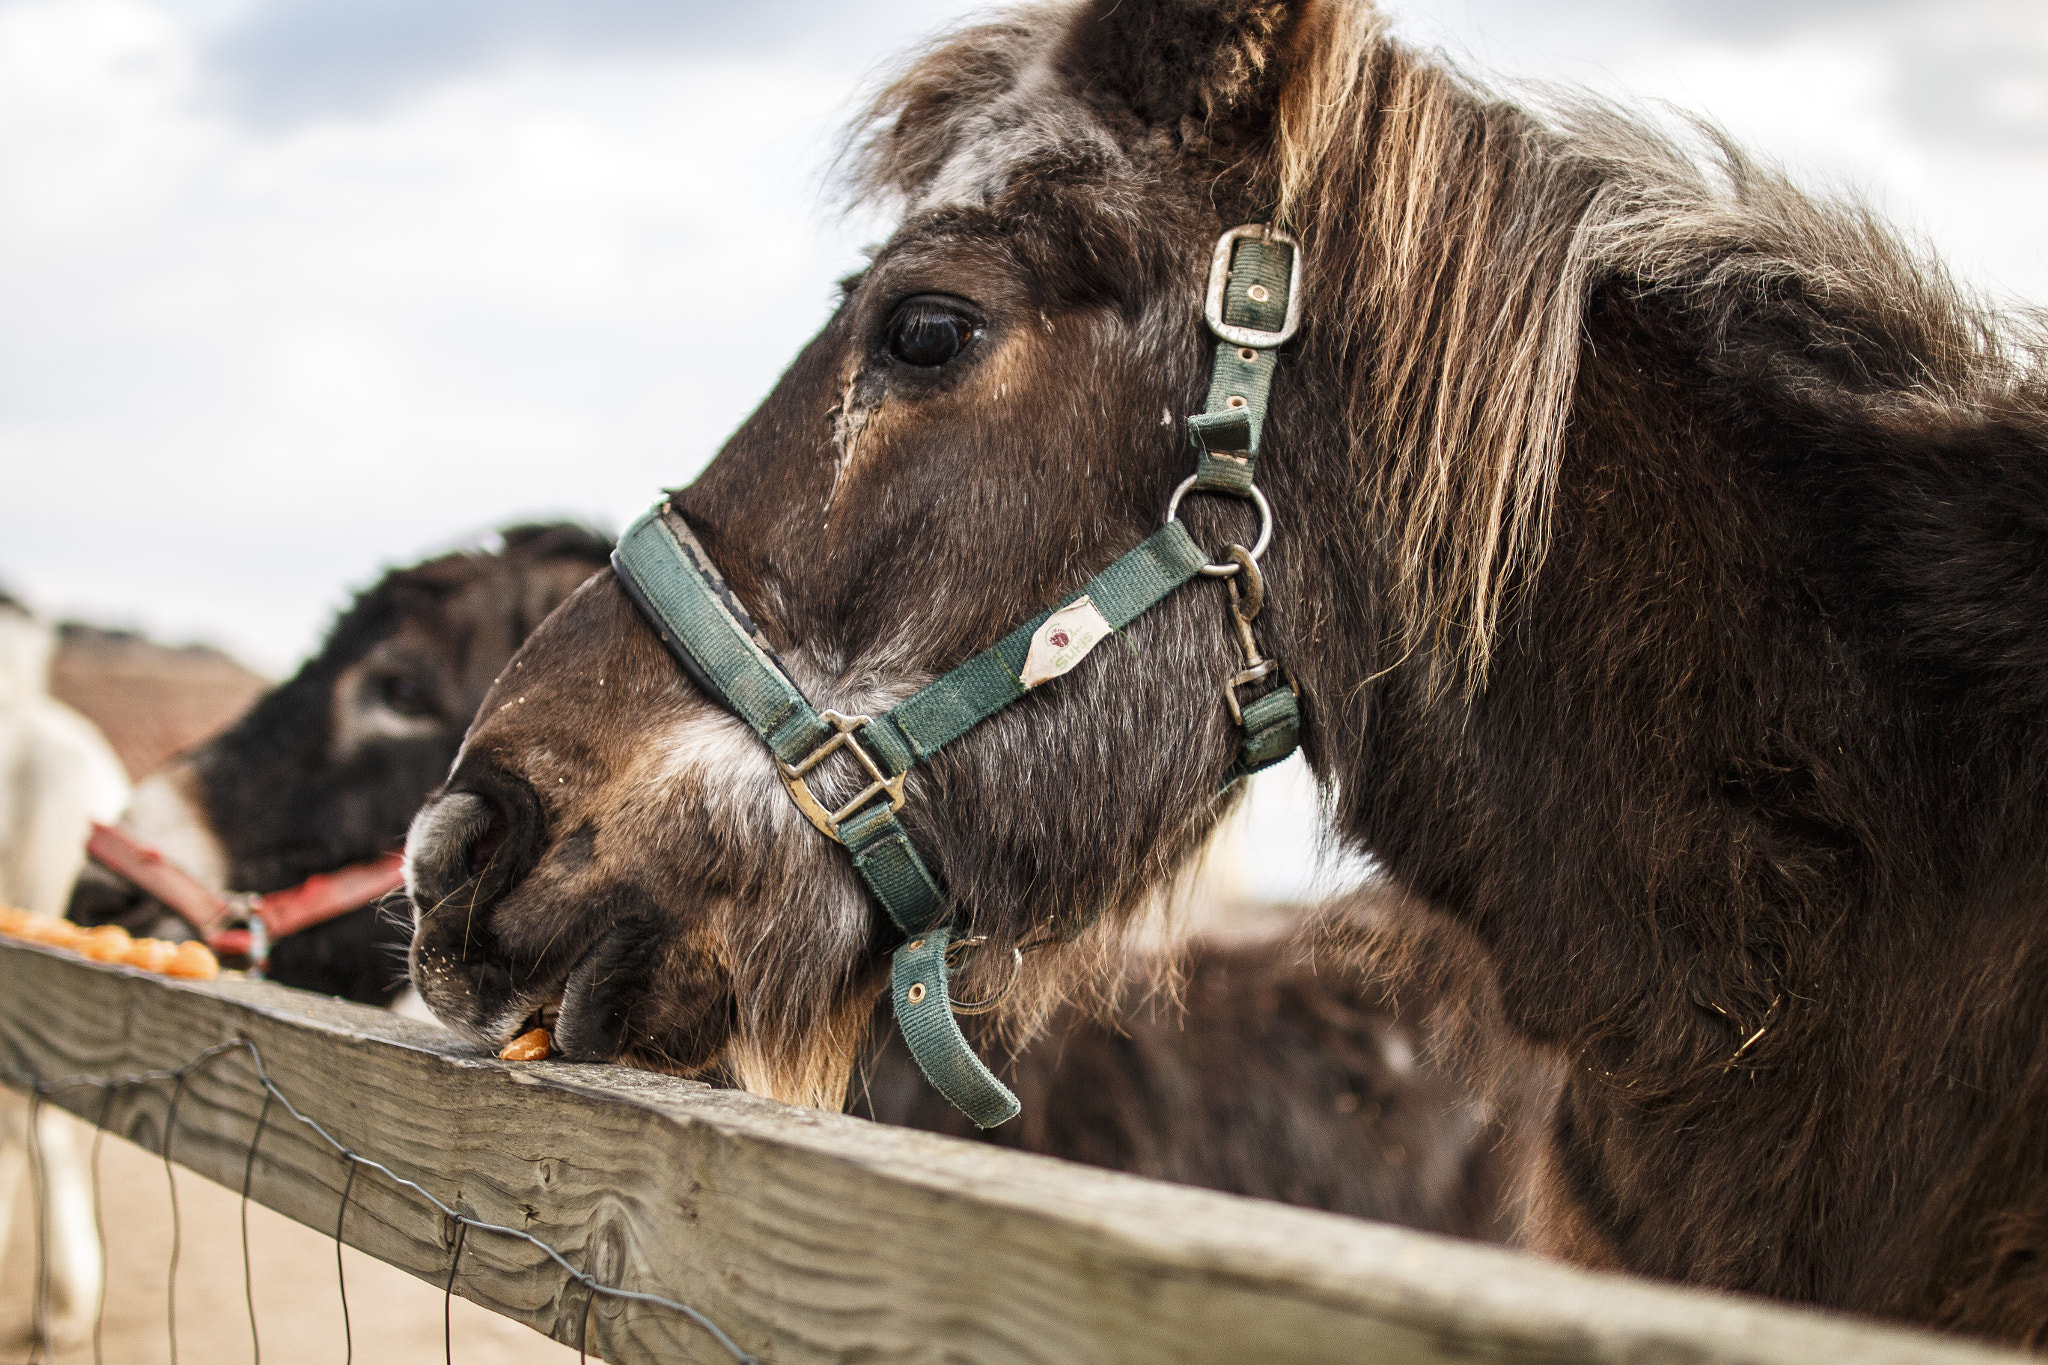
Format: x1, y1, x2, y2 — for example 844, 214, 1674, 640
612, 224, 1303, 1127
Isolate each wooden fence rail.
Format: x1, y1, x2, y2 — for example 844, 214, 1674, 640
0, 937, 2029, 1364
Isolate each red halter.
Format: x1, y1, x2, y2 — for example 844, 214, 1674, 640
85, 821, 406, 967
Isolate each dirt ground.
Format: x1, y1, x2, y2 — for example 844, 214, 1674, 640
0, 1111, 579, 1364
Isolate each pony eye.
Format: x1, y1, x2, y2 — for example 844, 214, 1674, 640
886, 300, 977, 368
375, 673, 437, 719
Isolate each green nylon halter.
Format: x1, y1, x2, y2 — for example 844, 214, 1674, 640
611, 224, 1302, 1128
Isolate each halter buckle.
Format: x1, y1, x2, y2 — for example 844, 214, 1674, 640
1204, 224, 1304, 349
777, 710, 907, 844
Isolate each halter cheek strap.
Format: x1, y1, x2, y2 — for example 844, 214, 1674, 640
612, 223, 1303, 1128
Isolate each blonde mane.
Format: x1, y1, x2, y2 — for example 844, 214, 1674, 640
1275, 5, 1584, 685
1274, 1, 2025, 686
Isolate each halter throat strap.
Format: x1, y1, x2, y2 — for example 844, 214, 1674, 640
611, 222, 1303, 1129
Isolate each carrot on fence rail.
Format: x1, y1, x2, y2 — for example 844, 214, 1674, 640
0, 904, 217, 980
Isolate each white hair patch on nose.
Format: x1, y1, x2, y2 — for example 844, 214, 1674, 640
121, 767, 229, 895
655, 709, 781, 800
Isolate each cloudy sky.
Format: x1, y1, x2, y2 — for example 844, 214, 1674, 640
2, 0, 2043, 896
4, 0, 2043, 671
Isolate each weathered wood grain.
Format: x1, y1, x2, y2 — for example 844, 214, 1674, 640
0, 937, 2027, 1365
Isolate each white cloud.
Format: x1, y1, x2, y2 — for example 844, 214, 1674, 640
191, 0, 961, 124
0, 0, 926, 670
1387, 0, 2048, 301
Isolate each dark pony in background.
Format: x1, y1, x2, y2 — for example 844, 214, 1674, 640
401, 0, 2048, 1344
858, 898, 1520, 1238
71, 524, 614, 1001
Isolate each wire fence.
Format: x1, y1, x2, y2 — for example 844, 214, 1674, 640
4, 940, 2007, 1365
2, 1038, 758, 1365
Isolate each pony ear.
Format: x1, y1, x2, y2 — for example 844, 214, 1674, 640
1057, 0, 1309, 133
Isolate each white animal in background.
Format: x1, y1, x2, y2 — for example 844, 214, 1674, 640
0, 596, 126, 1349
0, 601, 128, 915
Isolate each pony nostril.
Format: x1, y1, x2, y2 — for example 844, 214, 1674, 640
406, 791, 494, 908
465, 799, 510, 881
404, 762, 548, 927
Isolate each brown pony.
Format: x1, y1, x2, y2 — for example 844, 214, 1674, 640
401, 0, 2048, 1342
51, 526, 1507, 1230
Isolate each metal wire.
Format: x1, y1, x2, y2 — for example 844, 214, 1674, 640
162, 1072, 187, 1365
24, 1090, 48, 1365
443, 1219, 467, 1365
335, 1159, 356, 1365
240, 1091, 272, 1365
88, 1086, 112, 1365
3, 1038, 758, 1364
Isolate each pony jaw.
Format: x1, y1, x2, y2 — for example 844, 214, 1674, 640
724, 1039, 854, 1112
723, 997, 873, 1112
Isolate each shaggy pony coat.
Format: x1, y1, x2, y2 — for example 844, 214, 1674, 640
406, 0, 2048, 1342
866, 0, 2048, 1335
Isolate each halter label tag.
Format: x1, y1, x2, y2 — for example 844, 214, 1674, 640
1020, 596, 1112, 688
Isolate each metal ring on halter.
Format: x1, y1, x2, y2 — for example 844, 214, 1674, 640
1164, 476, 1272, 576
945, 937, 1025, 1016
